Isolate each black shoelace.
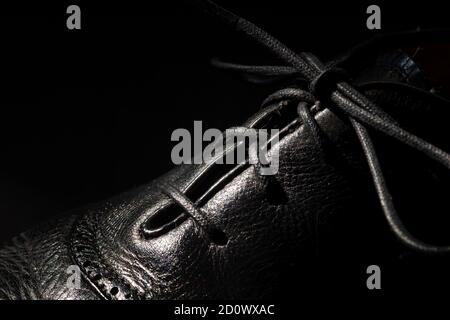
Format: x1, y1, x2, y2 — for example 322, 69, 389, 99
161, 0, 450, 254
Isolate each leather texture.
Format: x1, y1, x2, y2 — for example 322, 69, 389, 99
0, 48, 449, 300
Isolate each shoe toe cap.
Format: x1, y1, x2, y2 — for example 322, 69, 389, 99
0, 215, 100, 300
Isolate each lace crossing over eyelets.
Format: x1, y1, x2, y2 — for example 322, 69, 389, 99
195, 0, 450, 254
141, 183, 229, 246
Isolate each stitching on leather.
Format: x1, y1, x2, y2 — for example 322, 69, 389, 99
69, 212, 149, 300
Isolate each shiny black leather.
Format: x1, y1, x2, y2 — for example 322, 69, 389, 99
0, 49, 449, 299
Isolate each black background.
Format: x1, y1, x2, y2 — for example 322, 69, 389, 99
0, 0, 448, 245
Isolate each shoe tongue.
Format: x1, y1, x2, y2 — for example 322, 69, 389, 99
351, 50, 431, 90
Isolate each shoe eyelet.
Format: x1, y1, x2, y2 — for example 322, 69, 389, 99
208, 227, 229, 246
110, 287, 119, 296
91, 273, 102, 281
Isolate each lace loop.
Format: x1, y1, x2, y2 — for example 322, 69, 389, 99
159, 183, 228, 245
309, 67, 348, 98
191, 0, 450, 254
261, 88, 314, 108
297, 102, 327, 156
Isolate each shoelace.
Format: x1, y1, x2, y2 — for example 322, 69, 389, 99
160, 0, 450, 254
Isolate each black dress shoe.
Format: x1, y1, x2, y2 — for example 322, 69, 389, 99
1, 2, 450, 300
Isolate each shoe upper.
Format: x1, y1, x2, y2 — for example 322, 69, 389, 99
1, 45, 449, 299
